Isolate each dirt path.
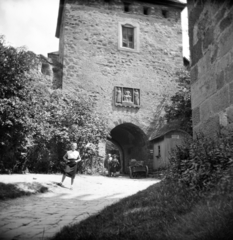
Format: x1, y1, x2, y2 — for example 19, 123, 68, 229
0, 174, 159, 240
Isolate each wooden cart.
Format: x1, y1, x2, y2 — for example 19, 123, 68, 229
129, 159, 149, 178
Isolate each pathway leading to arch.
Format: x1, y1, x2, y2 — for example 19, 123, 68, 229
0, 174, 159, 240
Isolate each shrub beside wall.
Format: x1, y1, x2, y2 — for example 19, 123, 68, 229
166, 129, 233, 192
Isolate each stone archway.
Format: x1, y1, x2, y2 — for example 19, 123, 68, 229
110, 123, 148, 174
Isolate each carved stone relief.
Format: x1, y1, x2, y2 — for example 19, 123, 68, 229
115, 87, 140, 108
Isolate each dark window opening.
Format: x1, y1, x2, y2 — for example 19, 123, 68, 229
158, 146, 161, 157
123, 2, 131, 12
104, 0, 111, 3
143, 6, 150, 15
162, 9, 168, 18
122, 26, 134, 49
41, 63, 51, 76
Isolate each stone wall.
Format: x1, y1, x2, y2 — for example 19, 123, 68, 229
47, 52, 63, 88
58, 0, 184, 135
188, 0, 233, 135
28, 53, 62, 90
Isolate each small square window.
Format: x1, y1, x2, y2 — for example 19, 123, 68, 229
123, 2, 131, 12
162, 9, 168, 18
143, 6, 150, 15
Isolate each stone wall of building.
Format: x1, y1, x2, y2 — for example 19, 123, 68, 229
58, 0, 184, 135
188, 0, 233, 135
28, 53, 62, 90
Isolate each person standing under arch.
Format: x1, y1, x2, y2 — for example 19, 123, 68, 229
107, 153, 113, 176
109, 154, 120, 177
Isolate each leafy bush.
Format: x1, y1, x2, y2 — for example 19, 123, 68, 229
24, 87, 108, 173
166, 130, 233, 192
0, 36, 38, 173
164, 69, 192, 135
0, 36, 108, 173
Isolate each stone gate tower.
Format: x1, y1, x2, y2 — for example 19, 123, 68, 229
55, 0, 185, 173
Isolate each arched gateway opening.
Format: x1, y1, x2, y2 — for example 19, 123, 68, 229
108, 123, 148, 174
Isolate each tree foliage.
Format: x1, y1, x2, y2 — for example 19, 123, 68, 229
164, 69, 192, 135
26, 87, 108, 173
0, 36, 37, 172
0, 36, 108, 173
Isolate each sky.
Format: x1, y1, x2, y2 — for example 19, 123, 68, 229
0, 0, 189, 58
0, 0, 59, 56
181, 7, 189, 59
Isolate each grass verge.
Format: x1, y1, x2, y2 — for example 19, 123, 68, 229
51, 179, 233, 240
0, 182, 48, 200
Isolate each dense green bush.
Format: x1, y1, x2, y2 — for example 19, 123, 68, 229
164, 69, 192, 135
24, 86, 108, 174
0, 36, 108, 173
166, 130, 233, 192
0, 36, 37, 173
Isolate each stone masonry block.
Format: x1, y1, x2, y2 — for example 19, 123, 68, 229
191, 72, 216, 109
219, 22, 233, 58
188, 1, 204, 44
226, 106, 233, 123
203, 26, 214, 52
229, 82, 233, 105
217, 51, 231, 71
188, 20, 194, 49
190, 64, 198, 85
202, 114, 220, 136
215, 6, 226, 26
191, 39, 203, 66
192, 106, 200, 126
211, 44, 218, 64
216, 70, 224, 90
192, 24, 199, 46
197, 50, 212, 78
225, 61, 233, 83
211, 85, 229, 114
219, 13, 233, 33
193, 115, 220, 137
200, 99, 213, 122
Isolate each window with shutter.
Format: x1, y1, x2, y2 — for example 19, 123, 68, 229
118, 21, 139, 52
122, 26, 134, 49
